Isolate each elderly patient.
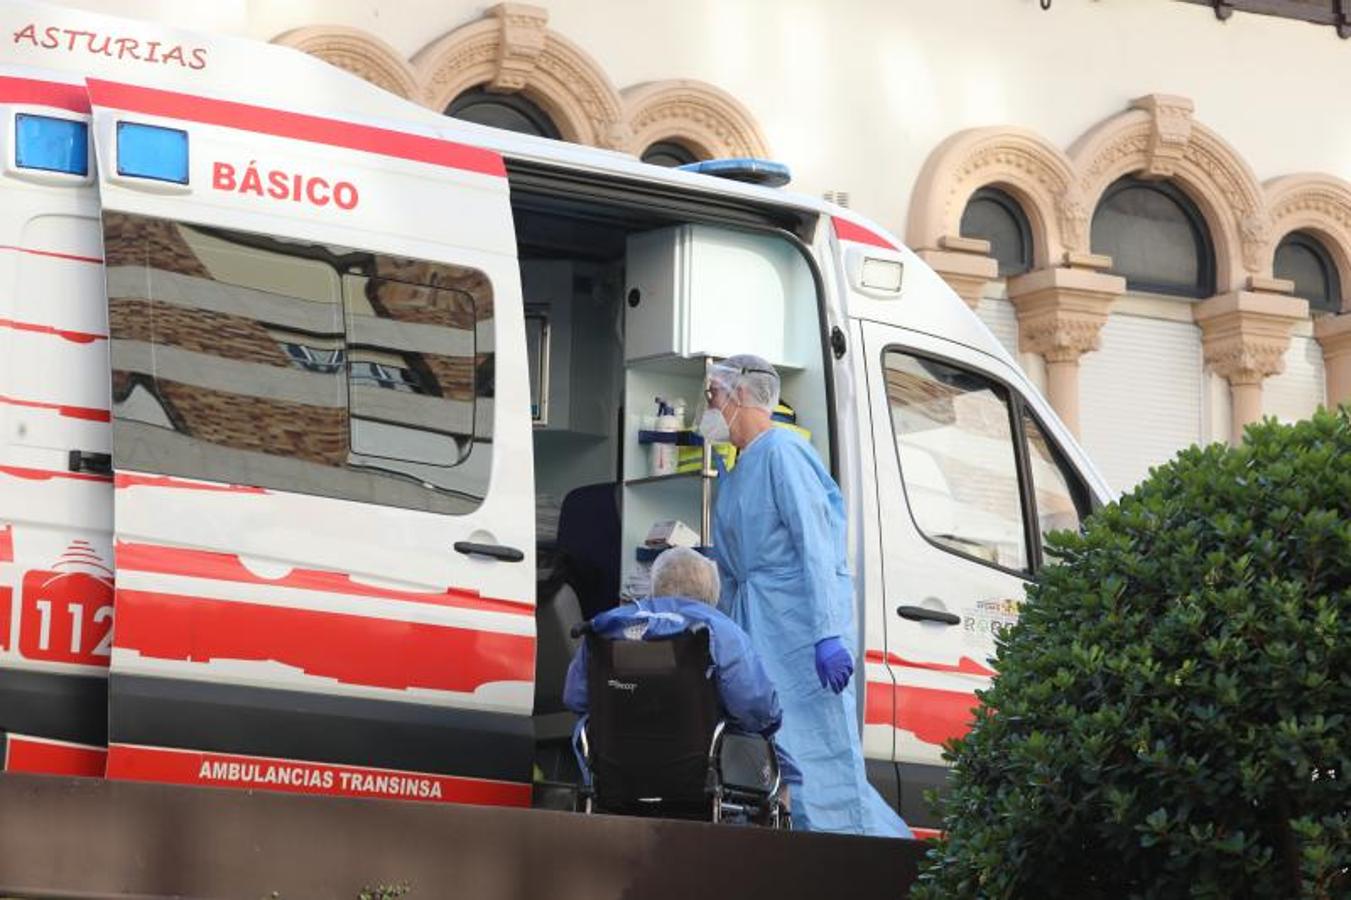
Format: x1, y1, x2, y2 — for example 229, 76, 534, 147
563, 546, 802, 795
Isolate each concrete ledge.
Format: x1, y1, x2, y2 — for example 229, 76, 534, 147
0, 774, 926, 899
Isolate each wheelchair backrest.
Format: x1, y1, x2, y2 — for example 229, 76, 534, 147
585, 627, 719, 806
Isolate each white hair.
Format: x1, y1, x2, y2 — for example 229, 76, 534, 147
650, 547, 720, 606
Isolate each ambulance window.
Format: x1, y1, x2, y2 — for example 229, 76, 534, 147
1021, 408, 1092, 545
883, 350, 1029, 573
103, 212, 493, 514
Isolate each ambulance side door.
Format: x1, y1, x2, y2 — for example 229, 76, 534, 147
859, 319, 1094, 827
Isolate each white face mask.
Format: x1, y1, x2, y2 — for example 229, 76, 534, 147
698, 406, 731, 444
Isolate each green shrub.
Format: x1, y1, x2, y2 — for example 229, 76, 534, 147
913, 408, 1350, 899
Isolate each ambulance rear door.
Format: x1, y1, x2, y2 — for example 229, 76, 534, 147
87, 78, 537, 806
0, 68, 113, 776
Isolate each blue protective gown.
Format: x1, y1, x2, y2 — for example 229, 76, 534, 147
564, 596, 802, 786
712, 427, 910, 837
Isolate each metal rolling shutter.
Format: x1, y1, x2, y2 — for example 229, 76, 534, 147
1078, 313, 1204, 494
1263, 334, 1326, 424
975, 296, 1019, 358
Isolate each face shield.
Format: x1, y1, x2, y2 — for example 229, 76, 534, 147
704, 356, 781, 412
698, 355, 781, 442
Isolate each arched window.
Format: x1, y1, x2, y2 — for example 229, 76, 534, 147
1091, 176, 1215, 298
959, 187, 1033, 277
641, 140, 699, 168
1274, 231, 1341, 313
446, 86, 561, 140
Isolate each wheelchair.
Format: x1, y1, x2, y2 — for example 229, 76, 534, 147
572, 623, 791, 828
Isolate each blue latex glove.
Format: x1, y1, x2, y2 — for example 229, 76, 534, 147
814, 636, 853, 694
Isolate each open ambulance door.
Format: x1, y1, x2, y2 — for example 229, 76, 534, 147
87, 78, 538, 806
857, 317, 1032, 832
834, 213, 1095, 834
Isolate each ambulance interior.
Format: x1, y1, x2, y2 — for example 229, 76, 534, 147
509, 181, 830, 772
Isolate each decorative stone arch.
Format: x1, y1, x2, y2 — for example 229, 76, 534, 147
1262, 174, 1351, 313
906, 125, 1075, 270
621, 80, 769, 161
1264, 174, 1351, 408
411, 3, 629, 150
1068, 94, 1267, 295
272, 25, 418, 100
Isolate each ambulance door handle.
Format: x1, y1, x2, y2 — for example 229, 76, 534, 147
69, 450, 112, 477
454, 541, 525, 562
896, 605, 960, 626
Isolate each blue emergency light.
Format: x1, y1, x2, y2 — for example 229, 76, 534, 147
116, 121, 189, 184
14, 114, 88, 176
678, 157, 791, 188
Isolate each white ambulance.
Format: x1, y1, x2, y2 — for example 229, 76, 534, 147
0, 0, 1110, 832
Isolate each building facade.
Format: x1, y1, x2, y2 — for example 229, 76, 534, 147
72, 0, 1351, 492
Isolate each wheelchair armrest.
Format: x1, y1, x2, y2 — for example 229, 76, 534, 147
572, 715, 593, 790
706, 720, 728, 763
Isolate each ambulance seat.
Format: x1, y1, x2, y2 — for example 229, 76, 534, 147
533, 581, 583, 717
555, 482, 621, 619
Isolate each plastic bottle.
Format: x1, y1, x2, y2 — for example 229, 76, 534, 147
652, 397, 678, 476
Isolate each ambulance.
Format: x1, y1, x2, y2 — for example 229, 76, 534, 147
0, 0, 1110, 833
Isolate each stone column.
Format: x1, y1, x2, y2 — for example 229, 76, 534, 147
1194, 285, 1309, 445
1006, 256, 1125, 437
1314, 313, 1351, 408
915, 236, 998, 311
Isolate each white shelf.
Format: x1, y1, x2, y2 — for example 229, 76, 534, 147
625, 471, 703, 487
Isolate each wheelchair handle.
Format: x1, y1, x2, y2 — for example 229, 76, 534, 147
569, 621, 594, 640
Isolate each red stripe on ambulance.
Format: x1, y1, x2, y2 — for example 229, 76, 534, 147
0, 244, 103, 265
0, 524, 12, 563
0, 392, 109, 422
86, 80, 507, 178
0, 586, 10, 651
113, 589, 534, 693
106, 744, 530, 807
865, 680, 979, 749
0, 74, 90, 113
864, 648, 995, 678
0, 465, 111, 484
115, 540, 533, 616
0, 317, 106, 344
5, 735, 107, 776
114, 473, 268, 494
831, 217, 899, 251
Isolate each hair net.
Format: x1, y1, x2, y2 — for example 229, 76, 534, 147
708, 354, 781, 412
650, 547, 720, 606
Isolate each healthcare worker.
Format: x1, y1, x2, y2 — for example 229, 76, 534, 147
701, 354, 910, 838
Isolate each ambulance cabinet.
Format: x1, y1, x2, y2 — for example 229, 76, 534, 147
623, 225, 807, 365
